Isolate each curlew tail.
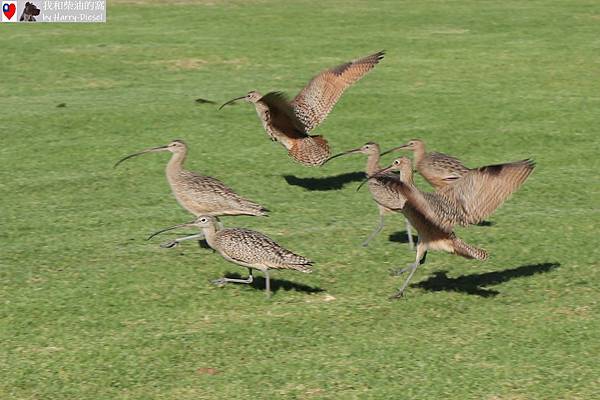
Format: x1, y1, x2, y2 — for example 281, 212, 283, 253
287, 263, 313, 273
451, 235, 489, 260
288, 136, 331, 166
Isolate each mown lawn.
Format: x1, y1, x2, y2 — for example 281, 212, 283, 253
1, 0, 599, 398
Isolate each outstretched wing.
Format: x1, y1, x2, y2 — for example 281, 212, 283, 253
441, 159, 535, 227
259, 92, 308, 139
397, 160, 535, 232
291, 51, 385, 131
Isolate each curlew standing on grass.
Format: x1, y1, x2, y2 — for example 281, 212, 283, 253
219, 51, 385, 166
115, 140, 268, 244
366, 156, 535, 298
324, 142, 414, 248
148, 215, 313, 298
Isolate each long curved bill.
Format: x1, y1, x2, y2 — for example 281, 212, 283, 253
356, 165, 394, 192
321, 147, 362, 165
114, 145, 168, 168
380, 144, 409, 156
218, 95, 247, 110
146, 221, 196, 241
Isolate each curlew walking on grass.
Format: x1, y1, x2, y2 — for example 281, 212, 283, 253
148, 215, 313, 298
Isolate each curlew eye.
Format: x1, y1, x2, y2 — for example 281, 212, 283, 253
200, 218, 207, 223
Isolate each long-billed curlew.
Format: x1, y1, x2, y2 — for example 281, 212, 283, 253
115, 140, 268, 243
367, 156, 535, 298
219, 51, 385, 166
381, 139, 470, 191
147, 215, 313, 298
323, 142, 414, 248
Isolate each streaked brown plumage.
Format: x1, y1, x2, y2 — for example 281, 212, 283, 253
382, 139, 470, 190
114, 140, 268, 217
219, 51, 385, 166
147, 215, 313, 297
323, 142, 414, 248
369, 156, 535, 298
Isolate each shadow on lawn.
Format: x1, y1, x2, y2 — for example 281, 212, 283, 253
414, 262, 560, 297
283, 171, 364, 191
222, 272, 324, 294
476, 220, 495, 227
389, 230, 419, 245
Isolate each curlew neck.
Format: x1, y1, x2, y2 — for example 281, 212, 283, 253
399, 162, 415, 186
366, 151, 381, 176
252, 97, 269, 119
412, 142, 426, 166
166, 150, 187, 175
201, 224, 220, 248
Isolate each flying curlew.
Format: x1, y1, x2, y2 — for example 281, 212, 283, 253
219, 51, 385, 166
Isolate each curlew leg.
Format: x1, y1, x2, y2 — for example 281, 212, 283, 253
212, 268, 254, 286
160, 233, 205, 248
405, 219, 415, 250
361, 214, 385, 247
264, 270, 271, 299
390, 242, 427, 299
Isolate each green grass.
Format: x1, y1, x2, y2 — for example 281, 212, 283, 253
1, 0, 599, 398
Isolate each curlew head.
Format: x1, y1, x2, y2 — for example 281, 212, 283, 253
356, 157, 413, 191
322, 142, 380, 164
146, 215, 218, 241
219, 91, 263, 110
383, 157, 413, 174
380, 139, 424, 156
114, 139, 187, 168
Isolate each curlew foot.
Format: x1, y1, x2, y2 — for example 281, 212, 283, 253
211, 278, 229, 287
389, 264, 414, 276
160, 240, 179, 249
389, 263, 419, 298
389, 290, 407, 300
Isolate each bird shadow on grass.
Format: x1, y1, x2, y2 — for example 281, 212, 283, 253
476, 220, 494, 227
413, 262, 560, 297
283, 171, 365, 191
389, 230, 419, 245
222, 272, 324, 294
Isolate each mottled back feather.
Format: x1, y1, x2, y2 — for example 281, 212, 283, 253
175, 171, 268, 216
419, 152, 470, 190
215, 228, 313, 272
